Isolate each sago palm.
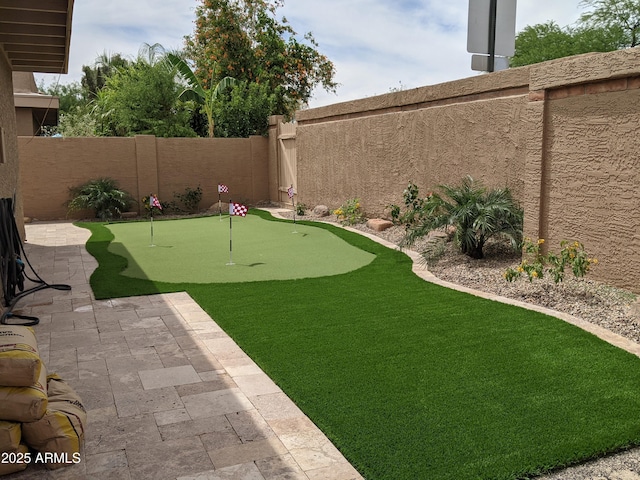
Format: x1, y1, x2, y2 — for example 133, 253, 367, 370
67, 178, 132, 221
402, 176, 523, 259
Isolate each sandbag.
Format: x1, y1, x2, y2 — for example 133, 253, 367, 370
0, 420, 21, 452
0, 362, 47, 422
0, 325, 42, 387
22, 374, 86, 470
0, 444, 30, 476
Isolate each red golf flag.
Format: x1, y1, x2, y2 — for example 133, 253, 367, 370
218, 184, 229, 193
287, 185, 295, 198
229, 202, 247, 217
150, 194, 162, 210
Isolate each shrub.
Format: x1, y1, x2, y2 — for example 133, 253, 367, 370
67, 177, 132, 220
334, 198, 365, 225
401, 176, 523, 259
174, 186, 203, 214
295, 202, 307, 216
387, 182, 428, 225
504, 238, 599, 284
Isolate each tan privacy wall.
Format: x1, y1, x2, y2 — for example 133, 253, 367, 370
295, 48, 640, 293
18, 135, 269, 220
0, 54, 24, 237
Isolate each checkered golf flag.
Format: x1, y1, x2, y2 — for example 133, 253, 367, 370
150, 194, 162, 210
229, 202, 247, 217
218, 184, 229, 193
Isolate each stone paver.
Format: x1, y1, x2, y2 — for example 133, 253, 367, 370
3, 221, 363, 480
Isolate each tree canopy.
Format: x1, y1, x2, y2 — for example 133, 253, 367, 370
184, 0, 337, 118
579, 0, 640, 47
511, 0, 635, 67
511, 21, 626, 67
94, 45, 196, 137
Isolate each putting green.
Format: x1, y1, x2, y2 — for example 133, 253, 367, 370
105, 214, 375, 283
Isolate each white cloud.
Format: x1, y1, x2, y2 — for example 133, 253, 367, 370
36, 0, 585, 108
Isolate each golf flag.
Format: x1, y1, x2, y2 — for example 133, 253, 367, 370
227, 200, 247, 265
288, 185, 297, 229
229, 202, 248, 217
217, 184, 228, 218
150, 194, 162, 210
149, 194, 161, 247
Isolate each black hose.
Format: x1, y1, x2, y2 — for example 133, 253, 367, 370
0, 198, 71, 326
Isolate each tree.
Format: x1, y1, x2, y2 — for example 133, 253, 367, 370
81, 52, 130, 100
166, 53, 237, 137
511, 21, 625, 67
512, 1, 638, 67
95, 51, 196, 137
184, 0, 336, 121
212, 81, 277, 137
579, 0, 640, 47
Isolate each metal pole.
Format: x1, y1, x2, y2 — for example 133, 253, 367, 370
227, 204, 234, 265
488, 0, 497, 72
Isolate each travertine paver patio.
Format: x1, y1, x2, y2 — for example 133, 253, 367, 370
5, 221, 362, 480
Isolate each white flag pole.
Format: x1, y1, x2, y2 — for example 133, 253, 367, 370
289, 185, 297, 234
149, 194, 155, 247
227, 201, 234, 265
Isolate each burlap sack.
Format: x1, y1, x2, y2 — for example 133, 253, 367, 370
0, 444, 30, 476
22, 374, 86, 470
0, 420, 21, 452
0, 362, 47, 422
0, 325, 42, 387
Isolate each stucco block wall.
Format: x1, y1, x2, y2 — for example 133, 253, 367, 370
0, 54, 24, 237
297, 92, 528, 217
18, 135, 269, 220
294, 49, 640, 293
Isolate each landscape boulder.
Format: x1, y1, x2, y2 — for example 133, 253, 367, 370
367, 219, 394, 232
313, 205, 330, 217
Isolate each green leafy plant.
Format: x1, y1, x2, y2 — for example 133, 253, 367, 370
402, 175, 523, 259
334, 198, 365, 225
295, 202, 307, 216
67, 177, 132, 220
174, 186, 203, 214
505, 238, 599, 283
387, 182, 431, 225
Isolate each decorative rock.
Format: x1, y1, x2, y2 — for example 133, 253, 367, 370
367, 218, 394, 232
313, 205, 330, 217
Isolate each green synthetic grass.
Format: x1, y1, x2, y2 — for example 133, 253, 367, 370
79, 210, 640, 480
104, 214, 374, 283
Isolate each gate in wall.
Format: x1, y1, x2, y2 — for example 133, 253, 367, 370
276, 121, 297, 205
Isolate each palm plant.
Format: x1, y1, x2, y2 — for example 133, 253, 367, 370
165, 53, 237, 138
401, 176, 523, 259
67, 178, 132, 220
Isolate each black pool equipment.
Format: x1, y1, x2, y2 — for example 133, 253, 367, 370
0, 197, 71, 326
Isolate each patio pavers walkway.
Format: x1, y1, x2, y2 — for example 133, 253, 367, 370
4, 221, 362, 480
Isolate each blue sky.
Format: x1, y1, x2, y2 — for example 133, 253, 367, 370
36, 0, 585, 108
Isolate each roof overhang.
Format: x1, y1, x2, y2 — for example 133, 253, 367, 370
0, 0, 74, 74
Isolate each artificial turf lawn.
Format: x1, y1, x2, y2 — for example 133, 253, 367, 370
79, 210, 640, 480
104, 214, 374, 283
